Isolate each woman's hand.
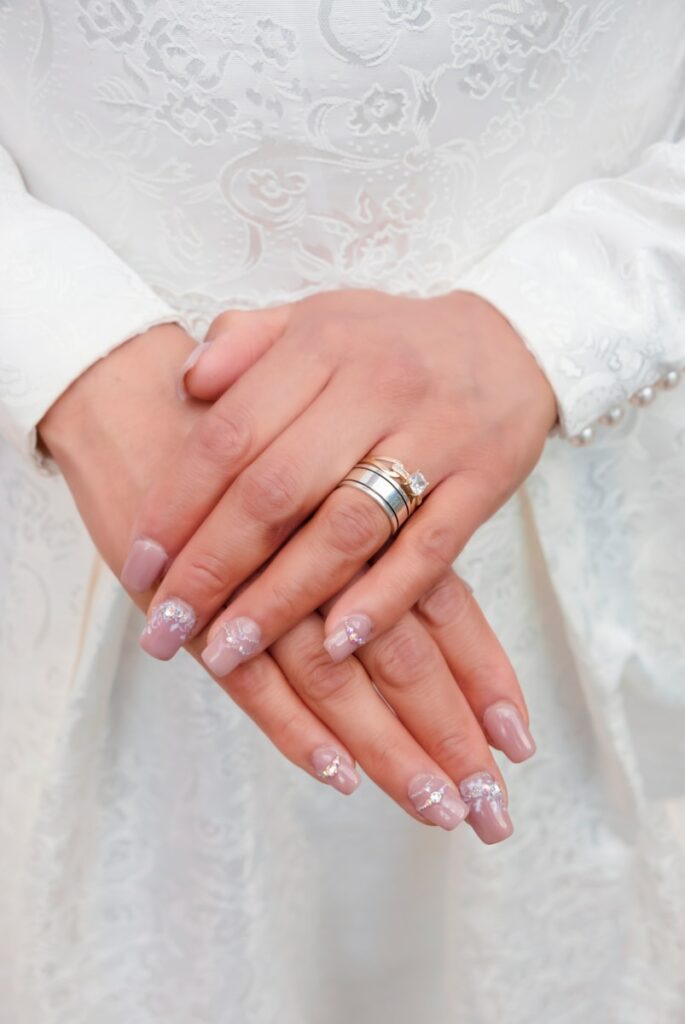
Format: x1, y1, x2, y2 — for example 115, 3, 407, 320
40, 321, 535, 844
126, 289, 556, 673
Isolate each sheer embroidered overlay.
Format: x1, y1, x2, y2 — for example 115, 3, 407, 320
1, 3, 685, 1022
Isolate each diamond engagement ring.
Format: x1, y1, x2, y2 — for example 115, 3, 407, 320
338, 454, 430, 535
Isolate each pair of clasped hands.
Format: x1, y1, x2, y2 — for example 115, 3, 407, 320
40, 288, 557, 845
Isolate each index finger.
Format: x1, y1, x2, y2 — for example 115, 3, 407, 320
120, 327, 328, 594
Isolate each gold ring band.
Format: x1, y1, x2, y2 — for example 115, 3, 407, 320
338, 456, 429, 535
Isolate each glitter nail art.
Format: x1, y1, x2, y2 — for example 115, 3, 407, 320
201, 616, 262, 677
459, 773, 506, 808
144, 598, 196, 638
218, 617, 261, 657
408, 773, 468, 831
140, 598, 197, 661
323, 614, 373, 663
311, 746, 361, 795
458, 771, 513, 844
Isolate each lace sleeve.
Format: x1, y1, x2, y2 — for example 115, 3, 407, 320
454, 136, 685, 446
0, 144, 178, 472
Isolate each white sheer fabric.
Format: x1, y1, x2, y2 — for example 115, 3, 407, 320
1, 2, 685, 1021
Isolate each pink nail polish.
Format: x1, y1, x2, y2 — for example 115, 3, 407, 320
121, 537, 169, 593
408, 774, 468, 831
483, 701, 536, 763
140, 598, 197, 660
458, 772, 513, 844
201, 617, 261, 677
176, 342, 210, 401
311, 746, 361, 795
323, 614, 373, 663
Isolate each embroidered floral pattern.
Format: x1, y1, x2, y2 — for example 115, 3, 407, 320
254, 17, 298, 68
349, 84, 408, 134
77, 0, 144, 46
2, 2, 685, 1021
381, 0, 433, 30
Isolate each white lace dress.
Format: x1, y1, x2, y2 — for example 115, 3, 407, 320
1, 3, 685, 1022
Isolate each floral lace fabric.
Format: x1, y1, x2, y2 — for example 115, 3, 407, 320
1, 2, 685, 1022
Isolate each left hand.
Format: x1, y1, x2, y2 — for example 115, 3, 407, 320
125, 288, 557, 671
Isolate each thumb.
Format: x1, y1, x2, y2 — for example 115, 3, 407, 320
179, 305, 291, 402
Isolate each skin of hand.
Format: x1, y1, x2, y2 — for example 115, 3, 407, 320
38, 322, 536, 844
125, 289, 556, 678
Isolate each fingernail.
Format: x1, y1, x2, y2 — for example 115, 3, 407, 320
140, 598, 197, 660
201, 616, 261, 677
323, 614, 373, 663
176, 342, 210, 400
483, 700, 536, 763
458, 772, 513, 844
408, 773, 468, 831
311, 746, 361, 795
121, 537, 169, 593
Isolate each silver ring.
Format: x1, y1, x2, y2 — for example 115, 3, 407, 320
338, 456, 430, 535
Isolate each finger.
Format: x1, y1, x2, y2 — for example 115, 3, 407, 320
121, 325, 330, 595
269, 612, 471, 832
211, 652, 362, 798
197, 460, 475, 675
204, 304, 292, 345
322, 468, 495, 658
415, 571, 537, 764
179, 305, 292, 402
138, 379, 384, 660
355, 610, 514, 844
185, 415, 452, 672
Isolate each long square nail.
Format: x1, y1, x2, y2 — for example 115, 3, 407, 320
408, 774, 468, 830
483, 701, 536, 763
323, 614, 373, 663
140, 598, 196, 660
312, 747, 361, 795
121, 537, 168, 593
458, 772, 513, 844
201, 617, 261, 677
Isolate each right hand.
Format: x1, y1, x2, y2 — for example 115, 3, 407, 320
39, 323, 535, 844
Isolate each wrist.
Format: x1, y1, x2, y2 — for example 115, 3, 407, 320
450, 288, 559, 436
39, 322, 195, 470
38, 323, 200, 574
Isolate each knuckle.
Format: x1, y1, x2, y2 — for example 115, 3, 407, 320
372, 624, 434, 688
417, 573, 472, 628
268, 576, 315, 619
271, 706, 305, 751
432, 723, 474, 767
300, 650, 358, 704
414, 522, 457, 568
195, 402, 252, 467
239, 457, 302, 527
183, 551, 230, 603
323, 497, 382, 555
468, 661, 515, 701
365, 730, 407, 778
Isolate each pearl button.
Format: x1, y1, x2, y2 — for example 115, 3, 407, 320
630, 385, 656, 406
599, 405, 624, 426
571, 425, 595, 446
659, 368, 681, 390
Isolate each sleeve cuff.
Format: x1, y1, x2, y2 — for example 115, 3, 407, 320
0, 187, 180, 471
453, 142, 685, 442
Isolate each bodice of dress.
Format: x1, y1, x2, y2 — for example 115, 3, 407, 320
1, 0, 683, 322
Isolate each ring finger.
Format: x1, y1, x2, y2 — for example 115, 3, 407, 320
138, 383, 447, 661
271, 607, 512, 842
